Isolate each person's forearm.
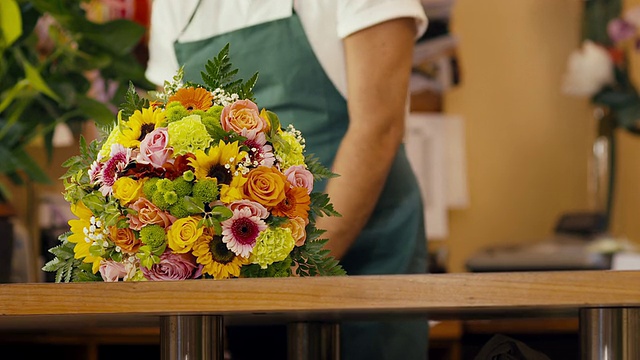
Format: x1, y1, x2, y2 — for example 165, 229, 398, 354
318, 17, 416, 259
318, 115, 405, 259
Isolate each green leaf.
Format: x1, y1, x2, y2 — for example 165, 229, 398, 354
81, 192, 106, 213
309, 192, 341, 219
305, 155, 339, 182
83, 19, 145, 56
0, 0, 22, 48
76, 95, 116, 127
23, 60, 60, 101
210, 205, 233, 220
7, 147, 51, 184
120, 82, 149, 120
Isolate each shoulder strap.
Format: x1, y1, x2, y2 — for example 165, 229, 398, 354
177, 0, 204, 40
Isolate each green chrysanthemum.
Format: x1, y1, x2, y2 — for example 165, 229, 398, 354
173, 177, 193, 197
143, 177, 160, 198
168, 115, 212, 155
192, 178, 219, 204
165, 101, 189, 122
139, 224, 166, 248
169, 199, 191, 218
274, 132, 305, 169
250, 227, 295, 269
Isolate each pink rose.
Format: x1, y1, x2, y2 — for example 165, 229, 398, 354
228, 199, 269, 219
220, 100, 267, 134
136, 127, 173, 167
127, 197, 175, 230
284, 165, 314, 194
99, 260, 127, 282
142, 251, 201, 281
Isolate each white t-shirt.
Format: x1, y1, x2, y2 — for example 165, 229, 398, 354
145, 0, 428, 97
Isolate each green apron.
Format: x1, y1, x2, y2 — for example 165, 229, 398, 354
175, 8, 428, 360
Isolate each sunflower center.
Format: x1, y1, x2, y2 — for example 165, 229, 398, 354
207, 164, 232, 185
139, 123, 156, 141
209, 235, 235, 264
231, 218, 260, 245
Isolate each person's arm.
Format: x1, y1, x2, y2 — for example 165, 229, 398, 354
318, 17, 416, 259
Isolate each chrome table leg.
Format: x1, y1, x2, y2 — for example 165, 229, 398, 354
288, 322, 340, 360
161, 315, 224, 360
580, 308, 640, 360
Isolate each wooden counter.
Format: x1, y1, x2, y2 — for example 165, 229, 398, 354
0, 270, 638, 359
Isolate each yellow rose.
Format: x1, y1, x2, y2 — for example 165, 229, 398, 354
243, 166, 287, 208
112, 177, 144, 205
167, 216, 203, 253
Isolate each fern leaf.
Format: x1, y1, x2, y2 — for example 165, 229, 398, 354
119, 82, 149, 119
305, 155, 338, 181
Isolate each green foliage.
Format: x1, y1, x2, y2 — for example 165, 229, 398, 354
41, 232, 100, 283
120, 82, 150, 121
292, 239, 346, 277
240, 257, 293, 278
198, 44, 258, 101
0, 0, 153, 200
309, 192, 341, 222
305, 155, 339, 182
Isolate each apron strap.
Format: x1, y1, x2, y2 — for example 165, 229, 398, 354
177, 0, 204, 40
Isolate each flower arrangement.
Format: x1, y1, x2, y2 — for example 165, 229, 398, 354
44, 45, 345, 282
562, 1, 640, 133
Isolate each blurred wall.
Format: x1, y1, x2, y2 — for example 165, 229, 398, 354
444, 0, 595, 272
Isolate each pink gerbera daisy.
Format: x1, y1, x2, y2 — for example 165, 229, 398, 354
221, 207, 267, 258
98, 144, 132, 196
242, 129, 275, 167
88, 154, 104, 184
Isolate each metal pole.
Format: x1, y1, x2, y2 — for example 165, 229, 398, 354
288, 322, 340, 360
580, 307, 640, 360
161, 315, 224, 360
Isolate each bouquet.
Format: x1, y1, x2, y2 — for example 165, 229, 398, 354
44, 45, 345, 282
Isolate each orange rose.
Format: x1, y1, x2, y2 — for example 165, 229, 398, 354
243, 166, 287, 208
110, 226, 141, 254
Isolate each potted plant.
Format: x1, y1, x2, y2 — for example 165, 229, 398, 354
0, 0, 152, 281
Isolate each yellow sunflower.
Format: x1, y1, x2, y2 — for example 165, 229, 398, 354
190, 140, 247, 184
168, 86, 214, 111
67, 201, 103, 273
191, 228, 249, 279
120, 107, 166, 148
